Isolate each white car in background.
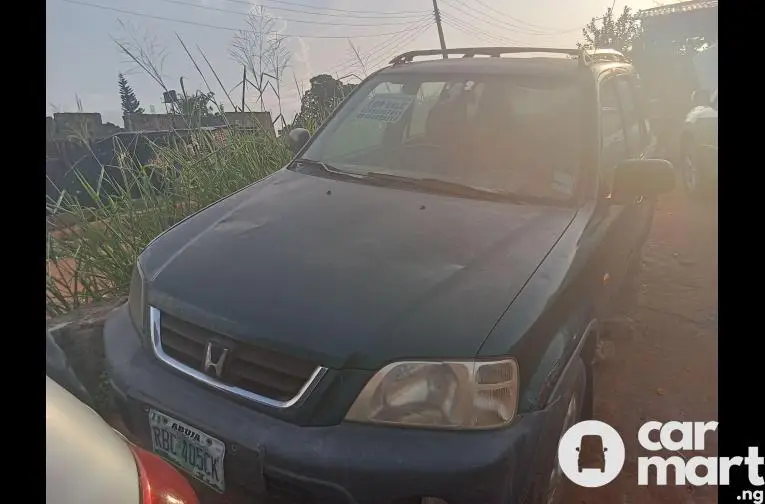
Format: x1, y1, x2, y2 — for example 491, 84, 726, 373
680, 44, 718, 199
46, 376, 200, 504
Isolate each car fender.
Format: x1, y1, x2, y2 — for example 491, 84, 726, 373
542, 318, 598, 409
521, 353, 589, 504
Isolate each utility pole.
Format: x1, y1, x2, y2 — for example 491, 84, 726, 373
432, 0, 448, 59
241, 65, 247, 113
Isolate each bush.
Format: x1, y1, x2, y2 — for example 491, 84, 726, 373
46, 127, 292, 317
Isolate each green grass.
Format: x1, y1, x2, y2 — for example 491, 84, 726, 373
46, 128, 292, 317
46, 25, 360, 318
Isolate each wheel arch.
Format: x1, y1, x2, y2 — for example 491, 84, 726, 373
543, 318, 599, 411
680, 128, 694, 153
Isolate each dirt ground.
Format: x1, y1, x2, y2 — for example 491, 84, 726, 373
563, 189, 718, 504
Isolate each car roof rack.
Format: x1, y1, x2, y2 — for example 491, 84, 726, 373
389, 47, 628, 66
580, 48, 628, 65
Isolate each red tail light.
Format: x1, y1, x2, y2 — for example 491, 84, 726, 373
130, 444, 200, 504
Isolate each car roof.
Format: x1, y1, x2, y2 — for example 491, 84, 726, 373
380, 57, 579, 77
378, 56, 631, 79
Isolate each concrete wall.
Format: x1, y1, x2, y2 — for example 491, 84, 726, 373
222, 111, 273, 131
124, 111, 274, 135
49, 113, 124, 139
124, 113, 179, 132
53, 113, 103, 137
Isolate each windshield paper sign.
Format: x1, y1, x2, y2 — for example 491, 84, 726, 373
357, 94, 415, 123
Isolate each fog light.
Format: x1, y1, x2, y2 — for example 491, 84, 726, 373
421, 498, 448, 504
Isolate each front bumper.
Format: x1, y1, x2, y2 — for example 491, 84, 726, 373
105, 305, 563, 504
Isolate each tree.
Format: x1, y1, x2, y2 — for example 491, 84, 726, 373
175, 91, 215, 118
577, 6, 643, 59
290, 74, 357, 131
118, 73, 144, 116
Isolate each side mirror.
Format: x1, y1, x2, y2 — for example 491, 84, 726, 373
611, 159, 675, 204
603, 447, 608, 452
575, 447, 580, 452
288, 128, 310, 153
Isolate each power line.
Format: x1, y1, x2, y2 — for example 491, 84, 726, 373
465, 0, 580, 33
440, 10, 526, 44
440, 0, 527, 35
319, 17, 431, 73
157, 0, 422, 26
242, 22, 431, 114
59, 0, 431, 38
443, 0, 580, 36
219, 3, 427, 19
353, 20, 433, 70
239, 16, 431, 96
217, 0, 429, 18
440, 13, 525, 45
275, 18, 430, 96
441, 15, 519, 46
358, 23, 431, 72
283, 17, 431, 88
278, 18, 430, 99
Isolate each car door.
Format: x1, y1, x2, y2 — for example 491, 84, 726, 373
614, 73, 657, 260
586, 74, 634, 318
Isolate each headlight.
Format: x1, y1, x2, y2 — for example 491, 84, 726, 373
345, 359, 519, 429
127, 262, 147, 336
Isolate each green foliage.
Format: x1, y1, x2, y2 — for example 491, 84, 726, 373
577, 6, 643, 59
118, 73, 144, 116
290, 74, 357, 132
46, 128, 291, 317
171, 90, 219, 129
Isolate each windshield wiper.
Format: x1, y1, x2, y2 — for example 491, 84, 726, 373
292, 158, 363, 179
362, 172, 528, 203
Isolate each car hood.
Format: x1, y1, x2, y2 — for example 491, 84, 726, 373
142, 169, 575, 370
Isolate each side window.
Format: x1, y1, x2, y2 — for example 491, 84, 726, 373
631, 75, 651, 139
599, 79, 627, 194
614, 77, 645, 156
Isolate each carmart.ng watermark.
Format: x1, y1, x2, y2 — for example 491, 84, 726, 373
558, 420, 763, 502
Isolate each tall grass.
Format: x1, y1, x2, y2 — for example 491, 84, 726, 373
46, 127, 292, 317
46, 18, 358, 317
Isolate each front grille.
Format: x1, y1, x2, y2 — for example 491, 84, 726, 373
156, 311, 319, 403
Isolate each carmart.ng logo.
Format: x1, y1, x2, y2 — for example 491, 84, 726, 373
558, 419, 764, 501
557, 420, 626, 487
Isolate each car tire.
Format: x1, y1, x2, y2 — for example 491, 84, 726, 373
541, 359, 587, 504
681, 143, 715, 201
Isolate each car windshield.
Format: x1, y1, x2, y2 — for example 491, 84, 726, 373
299, 71, 583, 202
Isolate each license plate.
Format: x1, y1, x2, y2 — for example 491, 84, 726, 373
148, 409, 226, 493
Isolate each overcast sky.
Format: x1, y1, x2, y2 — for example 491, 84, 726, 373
46, 0, 662, 126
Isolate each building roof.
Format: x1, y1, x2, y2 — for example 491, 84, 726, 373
636, 0, 718, 19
